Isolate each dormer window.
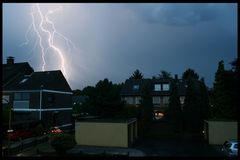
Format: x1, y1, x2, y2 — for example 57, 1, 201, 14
133, 85, 139, 90
19, 78, 28, 84
162, 83, 170, 91
154, 84, 161, 91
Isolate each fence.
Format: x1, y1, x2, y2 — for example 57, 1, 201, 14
2, 135, 49, 156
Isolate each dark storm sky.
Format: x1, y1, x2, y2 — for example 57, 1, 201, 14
3, 3, 237, 89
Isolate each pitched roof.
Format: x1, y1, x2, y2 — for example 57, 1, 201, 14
3, 70, 72, 92
120, 78, 187, 96
120, 79, 152, 96
2, 62, 34, 84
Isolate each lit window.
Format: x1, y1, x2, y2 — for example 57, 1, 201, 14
154, 84, 161, 91
162, 84, 170, 91
133, 85, 139, 90
155, 112, 164, 119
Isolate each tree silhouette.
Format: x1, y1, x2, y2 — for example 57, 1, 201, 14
182, 68, 199, 80
139, 82, 153, 134
166, 79, 182, 132
158, 70, 172, 79
212, 60, 237, 119
129, 69, 144, 79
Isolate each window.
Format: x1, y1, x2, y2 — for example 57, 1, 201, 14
2, 95, 10, 104
19, 78, 28, 84
234, 144, 238, 149
14, 93, 30, 100
163, 96, 169, 105
154, 84, 161, 91
124, 97, 134, 104
180, 96, 185, 105
162, 84, 170, 91
152, 96, 161, 104
135, 96, 141, 104
133, 85, 139, 90
14, 92, 30, 109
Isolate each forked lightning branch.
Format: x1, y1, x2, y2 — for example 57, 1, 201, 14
20, 3, 76, 81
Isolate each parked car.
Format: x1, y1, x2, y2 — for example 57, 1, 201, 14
221, 139, 238, 157
49, 127, 63, 133
6, 130, 32, 141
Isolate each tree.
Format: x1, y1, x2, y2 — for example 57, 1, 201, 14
72, 89, 82, 96
199, 78, 210, 120
139, 82, 153, 134
129, 69, 144, 79
158, 70, 172, 79
181, 68, 209, 132
49, 133, 76, 155
182, 77, 200, 132
81, 79, 124, 118
182, 68, 199, 80
212, 60, 237, 119
166, 79, 182, 132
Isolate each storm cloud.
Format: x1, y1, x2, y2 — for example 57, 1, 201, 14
3, 3, 237, 89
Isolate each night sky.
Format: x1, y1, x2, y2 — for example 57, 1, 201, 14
3, 3, 237, 89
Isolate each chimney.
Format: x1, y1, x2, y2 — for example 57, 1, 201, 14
175, 74, 178, 80
7, 56, 14, 65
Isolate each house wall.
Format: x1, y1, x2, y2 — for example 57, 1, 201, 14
2, 91, 72, 130
204, 120, 238, 145
75, 120, 137, 148
122, 96, 141, 105
41, 110, 72, 129
41, 92, 72, 108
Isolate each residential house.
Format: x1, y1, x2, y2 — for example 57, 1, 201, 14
2, 57, 73, 130
120, 75, 187, 119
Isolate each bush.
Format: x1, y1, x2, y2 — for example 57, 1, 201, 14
49, 133, 76, 154
32, 123, 45, 136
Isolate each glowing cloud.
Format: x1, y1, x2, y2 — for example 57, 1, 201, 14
20, 3, 76, 81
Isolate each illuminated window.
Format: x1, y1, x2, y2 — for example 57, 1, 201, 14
155, 112, 164, 119
162, 84, 169, 91
154, 84, 161, 91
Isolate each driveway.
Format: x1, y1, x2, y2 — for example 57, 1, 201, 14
133, 132, 225, 156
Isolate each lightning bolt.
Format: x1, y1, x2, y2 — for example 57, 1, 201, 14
21, 3, 76, 81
